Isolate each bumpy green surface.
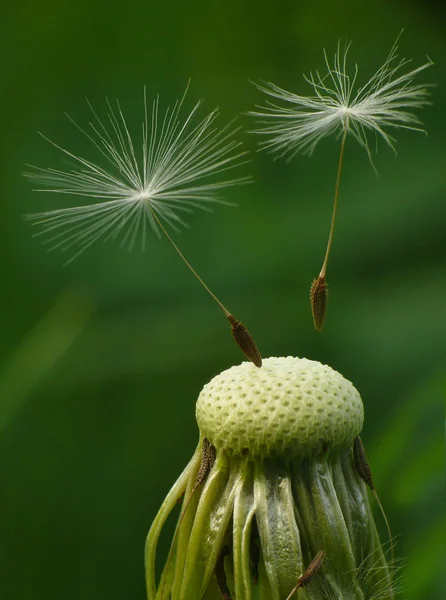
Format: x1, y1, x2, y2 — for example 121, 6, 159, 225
196, 356, 363, 457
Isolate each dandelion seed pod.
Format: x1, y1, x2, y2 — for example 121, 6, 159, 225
353, 435, 375, 490
146, 357, 395, 600
310, 276, 328, 331
227, 315, 263, 368
285, 550, 325, 599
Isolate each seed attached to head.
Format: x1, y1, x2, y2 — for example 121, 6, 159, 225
227, 314, 262, 368
353, 435, 374, 490
310, 274, 328, 331
196, 437, 217, 487
297, 550, 325, 588
286, 550, 325, 599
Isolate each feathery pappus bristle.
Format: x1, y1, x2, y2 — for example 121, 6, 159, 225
25, 85, 250, 263
250, 36, 433, 165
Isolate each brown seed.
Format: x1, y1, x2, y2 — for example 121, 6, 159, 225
227, 314, 262, 368
310, 275, 328, 331
195, 438, 217, 487
297, 550, 325, 587
353, 436, 375, 491
286, 551, 325, 600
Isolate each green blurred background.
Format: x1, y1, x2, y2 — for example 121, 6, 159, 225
1, 0, 445, 598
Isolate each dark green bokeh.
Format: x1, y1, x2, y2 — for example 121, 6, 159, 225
1, 1, 444, 599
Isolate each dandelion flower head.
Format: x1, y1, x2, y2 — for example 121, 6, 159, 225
25, 85, 250, 262
251, 37, 432, 163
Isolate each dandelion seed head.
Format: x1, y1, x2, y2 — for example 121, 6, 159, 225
147, 358, 395, 600
25, 85, 250, 262
250, 36, 433, 165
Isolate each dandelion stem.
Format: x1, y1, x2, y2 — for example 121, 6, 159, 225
148, 206, 230, 317
320, 124, 348, 279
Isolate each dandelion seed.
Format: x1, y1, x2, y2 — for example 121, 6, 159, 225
250, 36, 432, 330
310, 274, 328, 331
196, 437, 217, 485
285, 550, 325, 599
25, 85, 262, 367
227, 314, 263, 368
353, 435, 374, 491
